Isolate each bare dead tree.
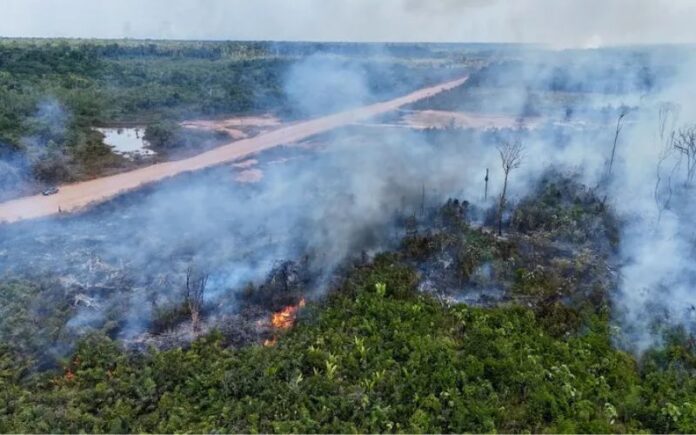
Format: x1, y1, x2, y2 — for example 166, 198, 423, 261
658, 102, 679, 143
673, 125, 696, 187
186, 266, 209, 335
606, 108, 627, 180
654, 138, 677, 225
654, 103, 680, 224
497, 140, 524, 236
405, 213, 418, 237
420, 183, 426, 217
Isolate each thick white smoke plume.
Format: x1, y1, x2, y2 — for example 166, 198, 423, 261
606, 56, 696, 352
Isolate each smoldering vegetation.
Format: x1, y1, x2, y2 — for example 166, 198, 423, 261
0, 127, 501, 364
2, 44, 696, 368
410, 47, 678, 123
407, 45, 696, 355
0, 122, 619, 368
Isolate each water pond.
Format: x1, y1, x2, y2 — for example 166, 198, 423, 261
96, 127, 157, 158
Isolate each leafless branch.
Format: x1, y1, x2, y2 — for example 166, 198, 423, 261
658, 102, 680, 143
497, 140, 524, 236
673, 125, 696, 187
498, 140, 524, 175
654, 102, 681, 225
607, 108, 627, 179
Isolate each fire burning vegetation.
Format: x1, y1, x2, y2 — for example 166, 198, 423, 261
270, 298, 306, 330
2, 4, 696, 433
264, 298, 306, 346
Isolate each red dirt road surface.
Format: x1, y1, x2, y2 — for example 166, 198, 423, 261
0, 77, 467, 223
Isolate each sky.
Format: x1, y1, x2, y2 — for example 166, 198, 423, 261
2, 0, 696, 47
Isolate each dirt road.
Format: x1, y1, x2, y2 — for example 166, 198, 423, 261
0, 76, 467, 223
399, 109, 541, 130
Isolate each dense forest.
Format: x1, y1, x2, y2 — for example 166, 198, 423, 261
0, 39, 468, 199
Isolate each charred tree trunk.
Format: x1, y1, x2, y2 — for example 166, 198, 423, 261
654, 133, 679, 226
496, 141, 523, 237
405, 213, 418, 237
498, 171, 509, 236
673, 125, 696, 187
484, 168, 489, 201
607, 111, 626, 180
654, 103, 679, 224
186, 267, 208, 335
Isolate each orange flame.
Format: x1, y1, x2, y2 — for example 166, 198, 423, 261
263, 298, 305, 347
270, 298, 305, 329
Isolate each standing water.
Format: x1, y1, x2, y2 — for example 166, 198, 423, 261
96, 127, 157, 159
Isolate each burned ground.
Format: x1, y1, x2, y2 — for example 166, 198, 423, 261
396, 173, 618, 332
0, 156, 621, 369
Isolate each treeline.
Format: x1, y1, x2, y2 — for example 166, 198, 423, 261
0, 39, 470, 61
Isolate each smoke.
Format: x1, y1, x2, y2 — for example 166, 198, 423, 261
2, 43, 696, 359
283, 54, 372, 117
0, 98, 70, 200
604, 56, 696, 352
0, 49, 499, 345
495, 47, 696, 353
409, 44, 696, 352
0, 150, 30, 199
0, 127, 493, 343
